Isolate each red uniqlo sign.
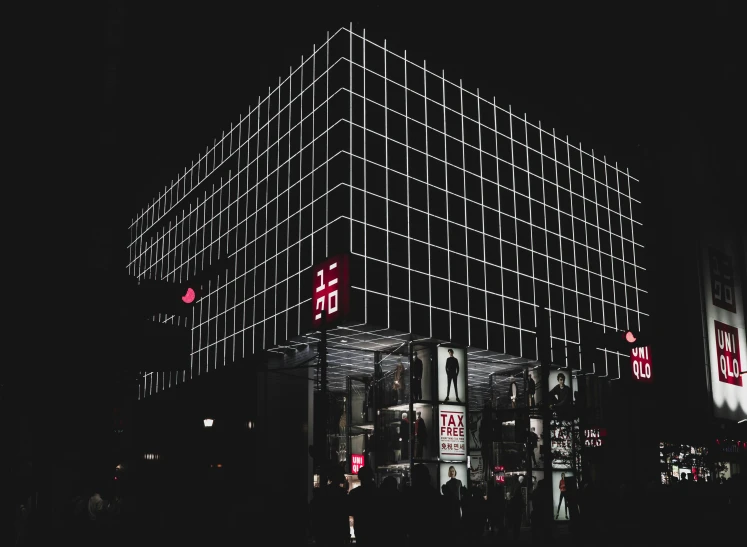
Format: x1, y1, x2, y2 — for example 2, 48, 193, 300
714, 321, 742, 386
631, 346, 653, 383
311, 255, 350, 329
351, 454, 364, 475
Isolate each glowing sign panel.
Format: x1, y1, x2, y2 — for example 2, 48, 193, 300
311, 255, 350, 328
715, 321, 742, 387
351, 454, 364, 475
631, 346, 653, 383
439, 406, 466, 461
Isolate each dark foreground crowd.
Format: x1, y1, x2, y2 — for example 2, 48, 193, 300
9, 467, 745, 546
308, 464, 746, 547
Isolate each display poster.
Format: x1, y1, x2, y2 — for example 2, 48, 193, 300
529, 417, 544, 469
411, 345, 433, 402
439, 462, 468, 499
469, 454, 484, 483
547, 369, 578, 415
437, 346, 466, 404
700, 232, 747, 422
550, 418, 580, 470
438, 405, 467, 461
551, 470, 576, 521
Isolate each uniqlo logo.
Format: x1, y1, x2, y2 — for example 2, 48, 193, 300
311, 254, 349, 328
714, 321, 742, 387
351, 454, 364, 475
709, 248, 736, 313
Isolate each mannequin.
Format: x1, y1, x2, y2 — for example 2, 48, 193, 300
393, 360, 406, 404
527, 375, 536, 408
399, 412, 410, 461
415, 411, 427, 458
411, 350, 424, 401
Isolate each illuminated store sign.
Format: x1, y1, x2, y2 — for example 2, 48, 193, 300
351, 454, 365, 475
715, 321, 742, 386
700, 236, 747, 422
312, 254, 350, 329
439, 406, 466, 461
631, 346, 653, 383
584, 428, 606, 447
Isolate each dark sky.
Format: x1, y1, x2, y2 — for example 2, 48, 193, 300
93, 2, 743, 256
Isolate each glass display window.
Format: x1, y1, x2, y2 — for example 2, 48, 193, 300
376, 408, 413, 465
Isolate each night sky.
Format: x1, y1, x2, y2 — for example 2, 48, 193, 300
12, 2, 744, 456
100, 3, 743, 254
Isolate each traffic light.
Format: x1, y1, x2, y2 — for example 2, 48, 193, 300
580, 322, 651, 355
580, 322, 652, 376
605, 329, 651, 351
129, 277, 203, 321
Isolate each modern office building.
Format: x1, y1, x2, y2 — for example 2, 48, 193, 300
126, 25, 648, 520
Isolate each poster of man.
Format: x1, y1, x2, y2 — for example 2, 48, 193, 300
437, 347, 466, 404
547, 369, 578, 418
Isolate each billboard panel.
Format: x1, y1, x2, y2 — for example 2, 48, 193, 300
700, 234, 747, 422
437, 346, 466, 404
438, 405, 467, 461
439, 463, 468, 499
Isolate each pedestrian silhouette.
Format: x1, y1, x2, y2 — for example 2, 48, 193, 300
463, 486, 488, 545
377, 476, 406, 546
316, 466, 350, 547
508, 476, 525, 541
404, 464, 450, 547
487, 482, 506, 538
348, 466, 377, 545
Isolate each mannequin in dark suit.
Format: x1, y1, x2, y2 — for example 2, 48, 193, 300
527, 375, 536, 408
415, 411, 427, 458
411, 351, 423, 401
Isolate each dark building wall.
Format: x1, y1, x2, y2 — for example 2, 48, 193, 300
254, 364, 313, 543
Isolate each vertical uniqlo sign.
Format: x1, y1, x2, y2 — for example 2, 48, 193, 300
631, 346, 653, 383
351, 454, 364, 475
714, 321, 742, 386
710, 248, 737, 313
311, 254, 350, 329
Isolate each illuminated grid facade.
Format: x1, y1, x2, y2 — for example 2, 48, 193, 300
127, 26, 647, 398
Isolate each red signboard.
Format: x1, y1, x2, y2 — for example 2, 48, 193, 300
311, 254, 350, 329
584, 428, 607, 447
714, 321, 742, 386
631, 346, 653, 383
351, 453, 364, 475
